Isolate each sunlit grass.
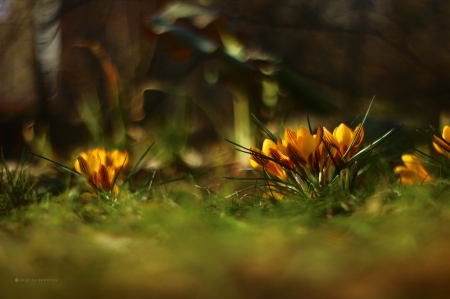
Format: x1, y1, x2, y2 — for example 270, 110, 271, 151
4, 94, 450, 298
2, 181, 450, 298
5, 2, 450, 297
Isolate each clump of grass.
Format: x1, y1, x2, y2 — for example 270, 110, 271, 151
0, 149, 38, 214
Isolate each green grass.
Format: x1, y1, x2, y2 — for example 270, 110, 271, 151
1, 101, 448, 297
2, 179, 450, 299
0, 150, 38, 213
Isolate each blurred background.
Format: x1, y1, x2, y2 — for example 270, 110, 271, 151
1, 0, 449, 168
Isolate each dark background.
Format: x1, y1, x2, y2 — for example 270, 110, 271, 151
1, 0, 448, 161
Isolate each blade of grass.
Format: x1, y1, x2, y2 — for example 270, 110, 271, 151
29, 152, 82, 177
251, 113, 278, 142
124, 141, 155, 183
349, 125, 403, 163
340, 95, 375, 163
307, 116, 313, 134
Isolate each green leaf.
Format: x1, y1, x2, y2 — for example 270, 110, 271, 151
29, 152, 82, 178
124, 142, 155, 184
250, 114, 278, 143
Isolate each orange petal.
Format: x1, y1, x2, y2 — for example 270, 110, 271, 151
74, 157, 91, 177
351, 124, 364, 148
433, 135, 450, 154
265, 161, 287, 181
285, 128, 304, 164
285, 128, 298, 147
98, 165, 111, 191
269, 148, 294, 169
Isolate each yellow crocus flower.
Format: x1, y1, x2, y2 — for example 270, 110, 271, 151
324, 123, 364, 161
74, 148, 128, 197
249, 139, 289, 181
285, 125, 322, 166
433, 126, 450, 156
394, 154, 432, 185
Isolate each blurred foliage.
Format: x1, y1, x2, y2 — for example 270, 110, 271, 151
0, 150, 38, 214
1, 1, 340, 167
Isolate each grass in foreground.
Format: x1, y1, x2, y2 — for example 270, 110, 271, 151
1, 180, 450, 299
3, 108, 450, 298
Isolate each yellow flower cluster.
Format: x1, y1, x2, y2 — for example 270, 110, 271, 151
394, 154, 432, 185
395, 125, 450, 185
433, 126, 450, 157
249, 123, 364, 199
74, 148, 128, 197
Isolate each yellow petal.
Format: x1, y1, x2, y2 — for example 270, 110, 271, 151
97, 148, 107, 165
74, 158, 81, 174
249, 147, 268, 169
264, 184, 284, 200
277, 137, 288, 155
314, 126, 323, 147
323, 128, 339, 149
107, 166, 116, 184
433, 142, 445, 155
88, 153, 101, 173
398, 154, 431, 183
262, 139, 277, 156
393, 165, 409, 174
443, 126, 450, 143
333, 123, 352, 150
249, 158, 263, 170
109, 149, 128, 170
297, 126, 316, 160
113, 184, 120, 198
401, 154, 419, 165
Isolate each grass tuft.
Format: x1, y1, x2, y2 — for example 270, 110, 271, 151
0, 149, 38, 214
